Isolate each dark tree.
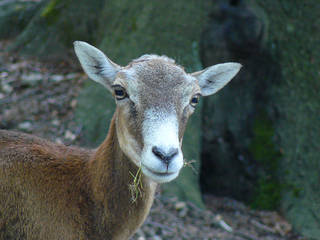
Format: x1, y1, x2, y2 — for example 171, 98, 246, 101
200, 0, 320, 238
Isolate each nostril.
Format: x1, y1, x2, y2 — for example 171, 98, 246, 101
152, 146, 179, 165
152, 146, 166, 160
167, 148, 178, 159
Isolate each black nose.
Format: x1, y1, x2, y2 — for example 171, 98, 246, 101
152, 146, 178, 166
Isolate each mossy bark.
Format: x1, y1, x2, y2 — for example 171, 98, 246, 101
0, 1, 40, 39
200, 0, 320, 238
3, 0, 105, 59
257, 1, 320, 238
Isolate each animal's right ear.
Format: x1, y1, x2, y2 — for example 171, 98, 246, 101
73, 41, 121, 91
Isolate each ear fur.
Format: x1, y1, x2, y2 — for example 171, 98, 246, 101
73, 41, 121, 91
192, 63, 242, 96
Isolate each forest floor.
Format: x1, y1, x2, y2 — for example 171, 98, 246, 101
0, 41, 306, 240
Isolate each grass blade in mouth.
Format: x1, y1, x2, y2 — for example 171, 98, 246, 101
129, 166, 143, 203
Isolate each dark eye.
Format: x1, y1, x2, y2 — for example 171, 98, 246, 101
190, 94, 200, 107
113, 85, 127, 100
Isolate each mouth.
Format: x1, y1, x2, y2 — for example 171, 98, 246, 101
141, 164, 178, 183
143, 165, 175, 176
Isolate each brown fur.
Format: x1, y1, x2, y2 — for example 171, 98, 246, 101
0, 114, 156, 240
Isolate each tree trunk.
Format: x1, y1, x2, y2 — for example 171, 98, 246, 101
2, 0, 105, 60
0, 1, 40, 39
260, 1, 320, 238
200, 0, 320, 238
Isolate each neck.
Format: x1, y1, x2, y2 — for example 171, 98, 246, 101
88, 113, 157, 239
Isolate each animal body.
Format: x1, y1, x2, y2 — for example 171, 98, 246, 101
0, 41, 241, 239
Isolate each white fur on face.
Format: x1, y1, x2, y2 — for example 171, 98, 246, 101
140, 109, 184, 183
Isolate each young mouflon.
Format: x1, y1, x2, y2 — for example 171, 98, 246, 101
0, 41, 241, 240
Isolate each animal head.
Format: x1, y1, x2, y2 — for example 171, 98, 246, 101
74, 41, 241, 183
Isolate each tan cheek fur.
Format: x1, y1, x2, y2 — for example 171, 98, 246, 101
116, 107, 142, 166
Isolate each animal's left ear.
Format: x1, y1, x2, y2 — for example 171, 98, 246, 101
191, 63, 242, 96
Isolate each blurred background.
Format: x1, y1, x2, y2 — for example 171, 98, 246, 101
0, 0, 319, 239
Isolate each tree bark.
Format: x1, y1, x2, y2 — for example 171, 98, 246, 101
3, 0, 105, 60
259, 1, 320, 238
200, 0, 320, 238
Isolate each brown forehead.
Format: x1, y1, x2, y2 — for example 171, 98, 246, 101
132, 59, 188, 89
116, 56, 198, 111
133, 59, 193, 109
